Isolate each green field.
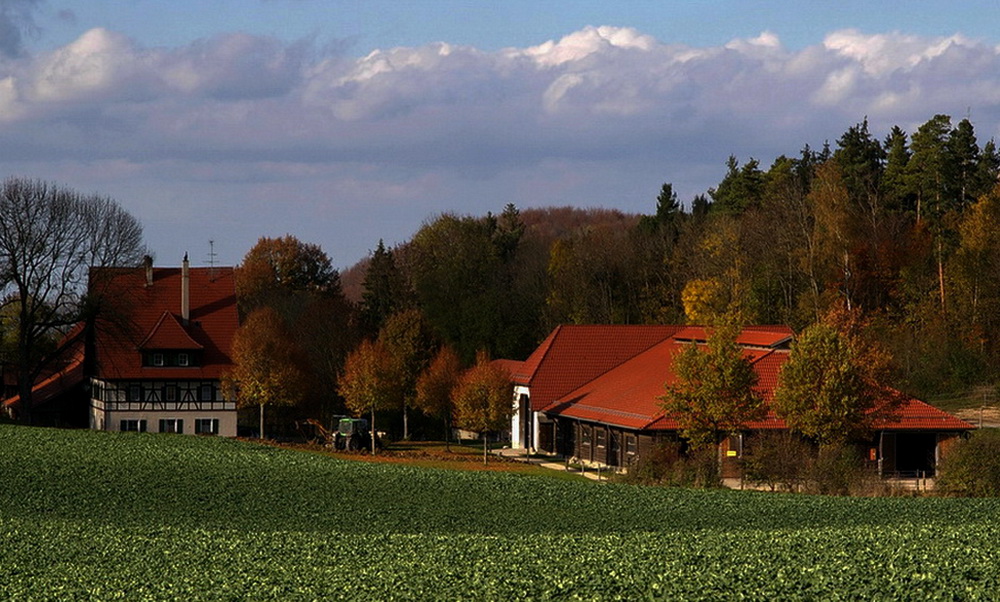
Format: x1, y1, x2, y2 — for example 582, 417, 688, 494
1, 425, 999, 600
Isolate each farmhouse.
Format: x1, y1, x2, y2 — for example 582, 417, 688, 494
4, 256, 239, 436
504, 325, 973, 478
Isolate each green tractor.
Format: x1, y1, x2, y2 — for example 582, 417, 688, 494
334, 417, 380, 452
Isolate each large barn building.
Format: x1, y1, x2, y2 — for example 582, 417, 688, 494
504, 325, 973, 478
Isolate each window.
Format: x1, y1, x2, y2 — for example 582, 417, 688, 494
595, 428, 607, 449
581, 425, 591, 446
120, 419, 147, 432
159, 418, 183, 434
195, 418, 219, 435
178, 353, 189, 367
163, 385, 178, 402
129, 384, 142, 402
152, 353, 164, 367
199, 384, 214, 402
625, 435, 637, 455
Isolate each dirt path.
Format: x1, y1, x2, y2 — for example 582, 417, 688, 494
953, 406, 1000, 428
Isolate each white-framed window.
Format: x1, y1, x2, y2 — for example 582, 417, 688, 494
152, 353, 164, 367
159, 418, 183, 434
199, 384, 214, 401
120, 419, 147, 432
595, 428, 607, 449
195, 418, 219, 435
164, 385, 178, 402
178, 353, 189, 367
625, 434, 638, 455
129, 384, 142, 402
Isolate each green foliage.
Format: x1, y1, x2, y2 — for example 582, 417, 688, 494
660, 319, 764, 449
5, 425, 1000, 599
937, 429, 1000, 496
773, 322, 884, 444
741, 431, 814, 492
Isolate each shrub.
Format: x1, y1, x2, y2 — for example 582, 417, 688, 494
623, 441, 720, 488
937, 429, 1000, 496
741, 432, 814, 492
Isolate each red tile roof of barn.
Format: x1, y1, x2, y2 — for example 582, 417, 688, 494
91, 265, 238, 380
536, 326, 972, 433
492, 359, 523, 377
543, 336, 790, 430
875, 398, 974, 431
513, 325, 682, 411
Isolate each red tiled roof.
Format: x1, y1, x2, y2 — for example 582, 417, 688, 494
91, 265, 238, 380
875, 398, 974, 431
139, 311, 205, 350
3, 344, 85, 409
513, 325, 682, 411
534, 325, 972, 434
673, 325, 794, 348
542, 337, 790, 430
492, 359, 523, 377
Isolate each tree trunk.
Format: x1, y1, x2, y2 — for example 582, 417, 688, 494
483, 432, 488, 465
403, 403, 409, 440
443, 415, 450, 452
371, 407, 377, 455
259, 403, 265, 439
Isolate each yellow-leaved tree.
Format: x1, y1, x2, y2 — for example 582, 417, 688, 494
224, 307, 309, 439
452, 351, 513, 464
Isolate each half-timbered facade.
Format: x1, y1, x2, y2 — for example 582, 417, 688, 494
4, 256, 239, 436
87, 256, 239, 435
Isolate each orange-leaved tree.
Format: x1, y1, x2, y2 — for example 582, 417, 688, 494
224, 307, 309, 439
338, 339, 402, 454
414, 345, 462, 450
452, 350, 513, 464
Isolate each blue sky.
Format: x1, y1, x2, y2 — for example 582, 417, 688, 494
5, 0, 1000, 269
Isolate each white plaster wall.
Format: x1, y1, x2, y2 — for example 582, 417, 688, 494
102, 410, 237, 437
511, 385, 530, 449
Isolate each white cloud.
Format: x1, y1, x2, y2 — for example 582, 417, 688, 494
3, 25, 1000, 265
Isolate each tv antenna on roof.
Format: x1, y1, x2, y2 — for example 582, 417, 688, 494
207, 240, 218, 280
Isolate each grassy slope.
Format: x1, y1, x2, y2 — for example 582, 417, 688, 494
1, 425, 999, 600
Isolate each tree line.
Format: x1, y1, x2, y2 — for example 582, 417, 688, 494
230, 112, 1000, 440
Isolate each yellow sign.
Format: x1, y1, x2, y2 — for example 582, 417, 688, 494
726, 450, 737, 457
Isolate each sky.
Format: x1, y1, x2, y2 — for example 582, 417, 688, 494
4, 1, 1000, 269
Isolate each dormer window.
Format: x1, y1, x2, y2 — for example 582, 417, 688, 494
152, 353, 164, 367
178, 353, 189, 367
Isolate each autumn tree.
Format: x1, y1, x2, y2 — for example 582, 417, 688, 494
452, 351, 513, 464
414, 345, 462, 449
772, 310, 901, 445
377, 308, 434, 439
659, 318, 764, 451
339, 339, 401, 454
0, 178, 146, 424
235, 235, 340, 316
235, 235, 357, 425
224, 307, 309, 439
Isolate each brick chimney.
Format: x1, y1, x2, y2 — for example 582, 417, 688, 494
181, 253, 190, 323
143, 255, 153, 287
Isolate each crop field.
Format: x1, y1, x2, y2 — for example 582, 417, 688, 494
1, 424, 999, 600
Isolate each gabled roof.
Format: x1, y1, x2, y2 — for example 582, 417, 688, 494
512, 325, 682, 411
139, 311, 205, 350
90, 264, 238, 380
533, 325, 973, 434
542, 337, 787, 430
